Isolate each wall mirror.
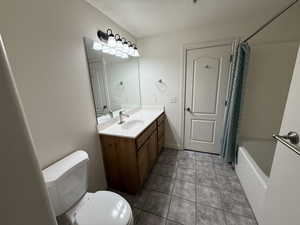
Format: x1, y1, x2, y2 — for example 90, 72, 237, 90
84, 37, 141, 123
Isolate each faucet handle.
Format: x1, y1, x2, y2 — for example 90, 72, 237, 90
119, 109, 127, 114
119, 110, 130, 118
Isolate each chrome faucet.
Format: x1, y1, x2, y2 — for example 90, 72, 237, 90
118, 110, 130, 124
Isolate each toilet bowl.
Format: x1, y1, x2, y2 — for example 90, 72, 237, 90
65, 192, 133, 225
42, 151, 133, 225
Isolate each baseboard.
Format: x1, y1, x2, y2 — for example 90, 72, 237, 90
164, 142, 183, 150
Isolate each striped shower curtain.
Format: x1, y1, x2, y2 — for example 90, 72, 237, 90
221, 42, 251, 163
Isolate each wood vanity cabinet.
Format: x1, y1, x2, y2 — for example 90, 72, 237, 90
99, 112, 165, 194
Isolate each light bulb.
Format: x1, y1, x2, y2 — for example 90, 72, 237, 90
102, 44, 110, 54
102, 42, 115, 55
115, 34, 123, 50
108, 48, 116, 55
127, 41, 132, 55
116, 40, 122, 50
93, 41, 102, 51
108, 35, 116, 47
128, 44, 134, 56
115, 50, 123, 58
107, 29, 116, 47
133, 46, 140, 57
123, 41, 129, 53
121, 52, 129, 59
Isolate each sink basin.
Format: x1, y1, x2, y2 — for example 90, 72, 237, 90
121, 119, 144, 130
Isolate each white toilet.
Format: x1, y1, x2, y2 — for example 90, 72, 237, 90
42, 150, 134, 225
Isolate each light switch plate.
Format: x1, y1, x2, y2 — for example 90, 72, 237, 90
169, 96, 177, 103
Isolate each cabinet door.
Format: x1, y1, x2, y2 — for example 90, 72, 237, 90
148, 131, 158, 169
158, 135, 164, 154
137, 141, 149, 185
136, 122, 157, 149
157, 121, 165, 154
158, 122, 164, 137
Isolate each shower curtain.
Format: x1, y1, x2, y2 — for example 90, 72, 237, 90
221, 42, 251, 163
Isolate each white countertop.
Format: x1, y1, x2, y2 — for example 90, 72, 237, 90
98, 107, 164, 138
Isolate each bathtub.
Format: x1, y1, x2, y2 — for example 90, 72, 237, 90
236, 139, 276, 224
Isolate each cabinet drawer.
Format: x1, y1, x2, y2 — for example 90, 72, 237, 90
136, 122, 157, 149
157, 113, 165, 125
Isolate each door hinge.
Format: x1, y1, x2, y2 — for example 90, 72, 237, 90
230, 54, 234, 63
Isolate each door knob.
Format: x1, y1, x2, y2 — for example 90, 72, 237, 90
186, 107, 191, 112
278, 131, 299, 145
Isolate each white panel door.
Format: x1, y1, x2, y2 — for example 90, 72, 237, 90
184, 45, 231, 153
262, 46, 300, 225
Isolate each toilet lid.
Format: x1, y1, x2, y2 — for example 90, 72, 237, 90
75, 191, 132, 225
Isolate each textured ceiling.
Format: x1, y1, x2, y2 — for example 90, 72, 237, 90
86, 0, 294, 38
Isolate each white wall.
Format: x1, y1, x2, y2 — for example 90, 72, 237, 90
138, 4, 300, 149
0, 36, 57, 225
0, 0, 135, 191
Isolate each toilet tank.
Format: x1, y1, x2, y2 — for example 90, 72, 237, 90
42, 151, 89, 216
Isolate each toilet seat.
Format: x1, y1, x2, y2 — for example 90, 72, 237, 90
65, 191, 133, 225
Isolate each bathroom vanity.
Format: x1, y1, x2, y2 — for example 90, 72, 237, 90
99, 108, 165, 194
84, 38, 164, 193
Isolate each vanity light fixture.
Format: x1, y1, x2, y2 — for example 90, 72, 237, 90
96, 28, 140, 58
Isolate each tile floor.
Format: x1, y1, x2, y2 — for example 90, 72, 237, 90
114, 148, 257, 225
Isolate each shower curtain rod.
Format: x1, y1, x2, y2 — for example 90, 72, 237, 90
243, 0, 299, 43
